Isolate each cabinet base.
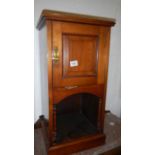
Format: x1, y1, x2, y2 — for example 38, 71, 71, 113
48, 133, 105, 155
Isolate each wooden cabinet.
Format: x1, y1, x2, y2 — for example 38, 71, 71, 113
37, 10, 115, 155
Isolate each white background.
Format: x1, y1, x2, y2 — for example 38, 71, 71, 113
34, 0, 121, 122
0, 0, 155, 155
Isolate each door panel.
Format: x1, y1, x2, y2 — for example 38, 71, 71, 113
63, 34, 98, 78
52, 22, 104, 88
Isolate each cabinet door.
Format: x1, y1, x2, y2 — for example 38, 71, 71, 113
52, 22, 106, 88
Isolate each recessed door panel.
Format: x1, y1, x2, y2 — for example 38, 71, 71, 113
52, 22, 105, 87
63, 34, 98, 78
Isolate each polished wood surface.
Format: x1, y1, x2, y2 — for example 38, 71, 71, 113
52, 84, 104, 104
52, 22, 101, 87
63, 34, 98, 78
46, 20, 55, 144
37, 10, 115, 30
48, 134, 105, 155
37, 10, 115, 155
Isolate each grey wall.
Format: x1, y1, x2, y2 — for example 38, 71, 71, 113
34, 0, 121, 122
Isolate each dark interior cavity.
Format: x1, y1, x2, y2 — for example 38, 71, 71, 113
55, 93, 100, 144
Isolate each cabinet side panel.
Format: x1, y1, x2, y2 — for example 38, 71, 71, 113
98, 27, 111, 130
39, 25, 49, 119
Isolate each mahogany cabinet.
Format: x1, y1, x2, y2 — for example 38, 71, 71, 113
37, 10, 115, 155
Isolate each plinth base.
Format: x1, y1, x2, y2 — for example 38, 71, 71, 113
48, 133, 105, 155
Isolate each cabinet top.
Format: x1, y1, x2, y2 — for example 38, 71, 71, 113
37, 10, 115, 30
